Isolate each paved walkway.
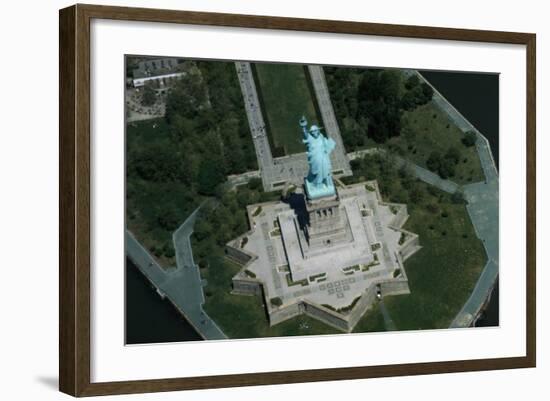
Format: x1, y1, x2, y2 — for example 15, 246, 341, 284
226, 169, 261, 190
450, 138, 499, 327
349, 148, 460, 194
308, 65, 352, 176
235, 61, 273, 191
126, 207, 227, 340
379, 300, 397, 331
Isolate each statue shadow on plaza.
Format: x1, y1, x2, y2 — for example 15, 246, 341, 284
283, 191, 309, 231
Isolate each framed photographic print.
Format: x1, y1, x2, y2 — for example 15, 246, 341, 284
59, 4, 536, 397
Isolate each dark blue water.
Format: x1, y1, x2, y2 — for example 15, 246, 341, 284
125, 259, 202, 344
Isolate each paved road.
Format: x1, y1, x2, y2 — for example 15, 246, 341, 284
126, 207, 227, 340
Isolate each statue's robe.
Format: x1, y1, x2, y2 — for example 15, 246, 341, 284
304, 133, 336, 186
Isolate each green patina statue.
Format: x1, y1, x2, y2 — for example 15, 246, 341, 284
299, 116, 336, 200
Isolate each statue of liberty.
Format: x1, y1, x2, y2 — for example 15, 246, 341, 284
299, 116, 336, 200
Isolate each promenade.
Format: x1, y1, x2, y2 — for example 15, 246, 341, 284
126, 208, 227, 340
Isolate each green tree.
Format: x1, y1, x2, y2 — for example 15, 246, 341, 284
130, 143, 182, 183
357, 69, 403, 143
194, 218, 213, 241
451, 190, 466, 204
247, 177, 262, 191
401, 81, 433, 110
404, 74, 420, 90
438, 157, 456, 179
462, 131, 477, 147
426, 151, 442, 173
156, 204, 180, 231
165, 73, 207, 122
141, 84, 156, 106
409, 185, 425, 204
420, 83, 434, 103
445, 146, 462, 165
198, 157, 225, 196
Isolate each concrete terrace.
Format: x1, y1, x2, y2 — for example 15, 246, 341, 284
232, 184, 415, 311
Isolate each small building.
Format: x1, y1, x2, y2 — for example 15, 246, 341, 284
132, 58, 186, 88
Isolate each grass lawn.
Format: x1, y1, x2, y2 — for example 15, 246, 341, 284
352, 303, 387, 333
384, 101, 485, 184
381, 198, 487, 330
253, 63, 322, 156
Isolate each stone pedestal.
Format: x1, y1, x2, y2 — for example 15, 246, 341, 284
304, 192, 348, 249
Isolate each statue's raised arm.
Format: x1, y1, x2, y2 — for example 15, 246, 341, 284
299, 115, 309, 141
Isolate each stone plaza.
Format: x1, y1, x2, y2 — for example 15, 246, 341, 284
227, 181, 421, 332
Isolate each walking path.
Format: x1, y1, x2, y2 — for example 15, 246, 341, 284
450, 140, 498, 327
235, 61, 273, 191
126, 207, 227, 340
226, 169, 261, 190
379, 300, 397, 331
308, 65, 352, 176
348, 148, 460, 194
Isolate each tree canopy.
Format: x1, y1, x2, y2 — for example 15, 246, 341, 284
326, 68, 435, 147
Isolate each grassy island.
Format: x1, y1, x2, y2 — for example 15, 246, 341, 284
126, 59, 489, 339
